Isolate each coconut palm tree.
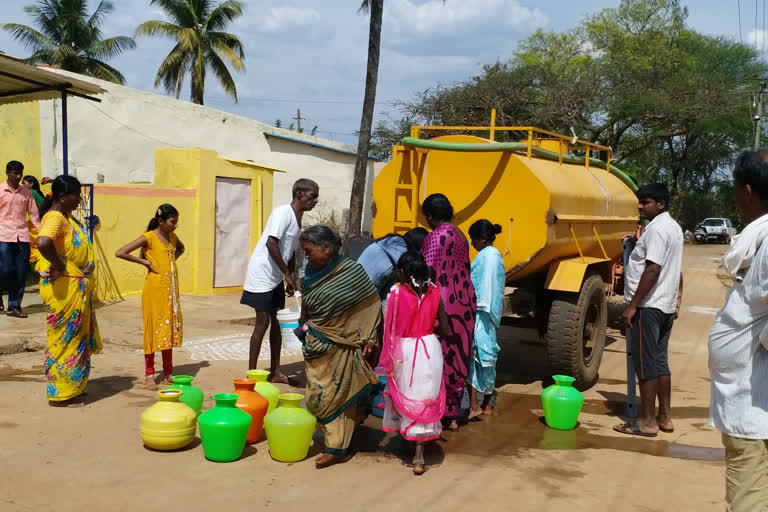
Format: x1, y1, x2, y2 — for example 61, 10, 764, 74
135, 0, 245, 105
3, 0, 136, 84
347, 0, 443, 235
346, 0, 383, 235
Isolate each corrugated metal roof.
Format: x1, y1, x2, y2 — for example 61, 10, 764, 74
0, 54, 105, 106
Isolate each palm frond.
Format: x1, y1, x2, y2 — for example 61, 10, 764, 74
204, 0, 244, 32
190, 0, 214, 23
154, 42, 188, 90
211, 38, 245, 71
3, 23, 53, 52
84, 57, 126, 84
149, 0, 196, 28
177, 27, 202, 52
87, 0, 114, 30
208, 31, 244, 59
89, 36, 136, 59
135, 20, 181, 39
52, 44, 81, 64
358, 0, 372, 14
26, 49, 55, 65
206, 48, 238, 101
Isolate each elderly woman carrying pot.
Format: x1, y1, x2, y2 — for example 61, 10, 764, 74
296, 225, 381, 468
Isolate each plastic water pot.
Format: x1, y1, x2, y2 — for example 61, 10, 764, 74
140, 389, 197, 450
263, 393, 317, 462
541, 375, 584, 430
198, 393, 252, 462
232, 378, 269, 444
247, 369, 280, 414
164, 375, 204, 415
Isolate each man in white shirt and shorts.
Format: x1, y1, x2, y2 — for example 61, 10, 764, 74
615, 183, 683, 437
709, 150, 768, 511
241, 179, 319, 384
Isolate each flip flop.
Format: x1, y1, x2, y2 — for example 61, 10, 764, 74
613, 422, 658, 438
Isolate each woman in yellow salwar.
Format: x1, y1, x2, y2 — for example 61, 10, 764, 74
36, 176, 102, 406
116, 204, 184, 390
296, 225, 382, 468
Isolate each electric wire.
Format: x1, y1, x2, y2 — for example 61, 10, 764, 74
739, 0, 744, 43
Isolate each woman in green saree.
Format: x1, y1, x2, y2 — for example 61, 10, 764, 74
297, 225, 381, 468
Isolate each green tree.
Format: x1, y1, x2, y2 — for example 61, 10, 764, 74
373, 0, 765, 229
3, 0, 136, 84
136, 0, 245, 105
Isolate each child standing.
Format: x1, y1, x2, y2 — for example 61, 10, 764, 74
467, 220, 505, 419
116, 204, 185, 389
381, 250, 451, 475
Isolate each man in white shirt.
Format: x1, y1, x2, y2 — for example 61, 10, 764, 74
615, 183, 683, 437
241, 179, 319, 384
709, 150, 768, 511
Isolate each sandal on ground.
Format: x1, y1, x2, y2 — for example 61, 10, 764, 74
159, 375, 173, 386
613, 422, 658, 438
7, 309, 27, 318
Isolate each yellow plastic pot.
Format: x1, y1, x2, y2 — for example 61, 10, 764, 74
140, 389, 197, 450
247, 369, 280, 414
263, 393, 317, 462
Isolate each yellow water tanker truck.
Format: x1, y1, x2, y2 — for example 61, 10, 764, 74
371, 119, 639, 390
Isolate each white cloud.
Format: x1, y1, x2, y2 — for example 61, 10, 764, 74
260, 6, 321, 33
747, 29, 768, 51
385, 0, 548, 38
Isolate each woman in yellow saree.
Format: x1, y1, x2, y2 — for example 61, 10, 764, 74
297, 225, 382, 468
36, 176, 102, 406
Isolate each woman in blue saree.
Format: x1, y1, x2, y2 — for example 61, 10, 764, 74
467, 220, 505, 419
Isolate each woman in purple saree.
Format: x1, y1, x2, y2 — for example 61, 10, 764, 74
421, 194, 477, 430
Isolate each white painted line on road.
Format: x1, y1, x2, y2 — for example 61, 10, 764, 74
136, 333, 303, 361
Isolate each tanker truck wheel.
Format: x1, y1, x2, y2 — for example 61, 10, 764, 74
544, 273, 607, 391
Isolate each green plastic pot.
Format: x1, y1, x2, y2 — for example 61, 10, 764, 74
263, 393, 317, 462
198, 393, 252, 462
164, 375, 204, 415
247, 369, 280, 415
541, 375, 584, 431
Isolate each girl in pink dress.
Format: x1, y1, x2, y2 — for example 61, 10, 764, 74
381, 250, 451, 475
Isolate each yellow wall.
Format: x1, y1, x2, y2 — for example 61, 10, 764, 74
93, 185, 196, 301
0, 102, 41, 179
94, 149, 278, 300
155, 148, 277, 296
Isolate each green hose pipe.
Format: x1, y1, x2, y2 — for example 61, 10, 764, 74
400, 137, 638, 192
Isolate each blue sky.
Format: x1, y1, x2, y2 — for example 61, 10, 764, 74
0, 1, 761, 146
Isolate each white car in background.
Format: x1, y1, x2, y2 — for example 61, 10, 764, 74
698, 217, 737, 244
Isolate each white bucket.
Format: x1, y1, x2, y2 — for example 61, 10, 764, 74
277, 307, 301, 349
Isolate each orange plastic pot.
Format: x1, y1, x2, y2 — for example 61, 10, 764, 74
232, 378, 269, 444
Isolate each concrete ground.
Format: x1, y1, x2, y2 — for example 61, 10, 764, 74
0, 244, 730, 511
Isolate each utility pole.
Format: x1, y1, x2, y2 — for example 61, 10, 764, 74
755, 81, 766, 150
293, 108, 305, 133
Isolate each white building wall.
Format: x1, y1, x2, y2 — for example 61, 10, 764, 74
39, 69, 375, 231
